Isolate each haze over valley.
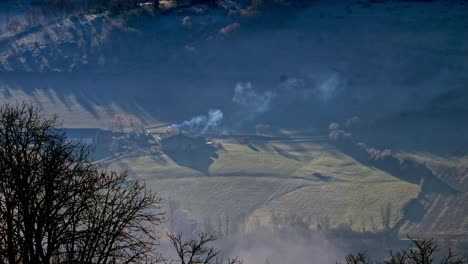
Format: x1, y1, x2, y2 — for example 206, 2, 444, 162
1, 1, 467, 263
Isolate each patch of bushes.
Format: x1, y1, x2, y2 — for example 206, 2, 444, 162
339, 237, 468, 264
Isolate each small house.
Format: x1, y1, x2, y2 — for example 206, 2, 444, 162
160, 131, 207, 153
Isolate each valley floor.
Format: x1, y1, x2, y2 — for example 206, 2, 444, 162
105, 133, 423, 235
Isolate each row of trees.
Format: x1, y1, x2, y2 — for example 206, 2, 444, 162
340, 237, 467, 264
0, 103, 240, 264
0, 103, 465, 264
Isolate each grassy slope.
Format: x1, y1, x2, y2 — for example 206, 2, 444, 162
349, 112, 468, 237
107, 135, 420, 233
397, 152, 468, 237
0, 86, 122, 129
2, 2, 464, 235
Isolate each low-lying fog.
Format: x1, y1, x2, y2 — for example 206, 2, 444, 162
1, 1, 468, 263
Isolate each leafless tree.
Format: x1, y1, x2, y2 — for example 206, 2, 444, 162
203, 216, 217, 235
317, 215, 330, 232
255, 123, 270, 136
340, 237, 468, 264
217, 215, 223, 237
338, 251, 371, 264
384, 250, 408, 264
380, 203, 392, 233
224, 211, 229, 237
113, 114, 129, 134
440, 248, 468, 264
213, 212, 230, 238
0, 103, 163, 264
167, 197, 182, 232
370, 216, 376, 232
166, 233, 242, 264
406, 237, 439, 264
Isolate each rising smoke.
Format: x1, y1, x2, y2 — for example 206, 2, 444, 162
232, 82, 275, 120
315, 74, 342, 103
169, 109, 223, 134
278, 72, 343, 102
232, 73, 343, 120
172, 74, 343, 133
277, 77, 312, 100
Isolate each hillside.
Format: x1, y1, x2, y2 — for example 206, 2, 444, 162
2, 1, 468, 126
104, 132, 421, 235
0, 0, 467, 241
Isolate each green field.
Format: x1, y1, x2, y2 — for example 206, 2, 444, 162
106, 134, 420, 233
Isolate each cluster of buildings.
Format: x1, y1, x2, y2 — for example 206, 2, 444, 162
65, 126, 212, 158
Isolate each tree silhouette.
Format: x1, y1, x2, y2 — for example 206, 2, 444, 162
340, 237, 468, 264
0, 103, 162, 264
166, 233, 242, 264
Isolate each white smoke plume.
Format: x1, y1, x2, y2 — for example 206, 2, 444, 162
316, 74, 340, 103
314, 74, 342, 103
232, 82, 275, 120
278, 72, 343, 103
170, 109, 223, 134
278, 77, 313, 100
230, 73, 342, 123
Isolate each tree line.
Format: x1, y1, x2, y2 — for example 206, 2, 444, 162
340, 237, 467, 264
0, 103, 240, 264
0, 103, 465, 264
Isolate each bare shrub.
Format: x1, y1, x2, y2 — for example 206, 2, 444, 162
339, 251, 372, 264
0, 103, 163, 263
255, 123, 270, 136
380, 203, 392, 233
166, 233, 243, 264
340, 237, 468, 264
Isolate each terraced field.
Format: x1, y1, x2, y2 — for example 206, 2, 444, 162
106, 134, 420, 232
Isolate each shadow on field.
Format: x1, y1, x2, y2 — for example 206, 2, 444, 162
273, 145, 299, 161
312, 172, 332, 182
248, 144, 260, 152
164, 145, 218, 175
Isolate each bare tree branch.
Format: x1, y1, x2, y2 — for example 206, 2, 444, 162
0, 103, 163, 264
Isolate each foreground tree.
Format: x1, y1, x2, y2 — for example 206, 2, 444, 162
166, 233, 242, 264
0, 104, 162, 264
340, 237, 468, 264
